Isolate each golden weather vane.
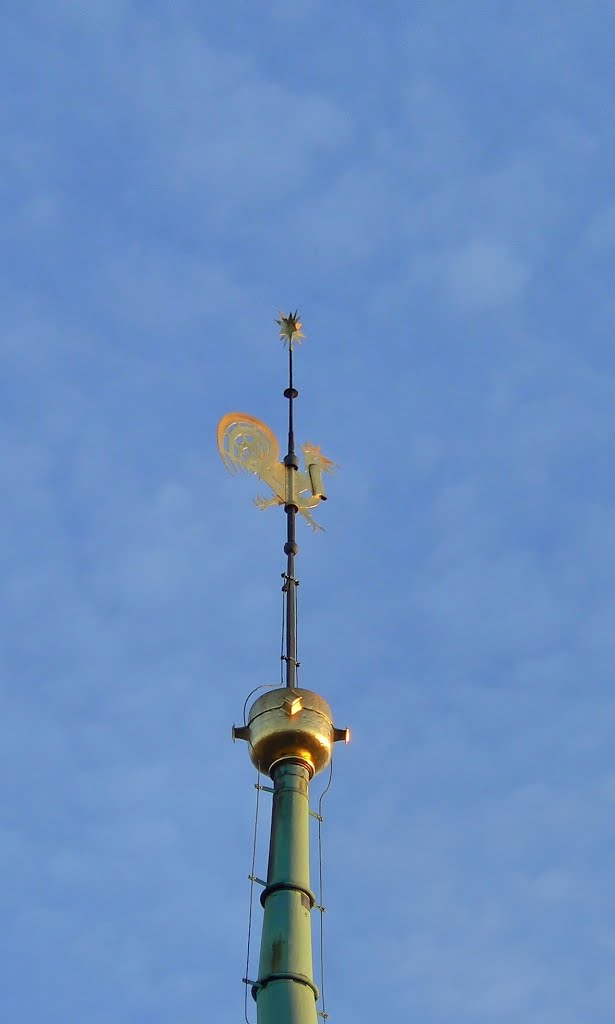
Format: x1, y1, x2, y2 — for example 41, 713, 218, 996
216, 312, 336, 532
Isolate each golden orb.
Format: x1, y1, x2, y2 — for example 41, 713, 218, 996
233, 687, 349, 778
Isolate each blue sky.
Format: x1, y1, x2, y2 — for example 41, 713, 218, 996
1, 2, 614, 1021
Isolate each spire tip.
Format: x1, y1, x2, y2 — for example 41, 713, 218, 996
276, 309, 305, 348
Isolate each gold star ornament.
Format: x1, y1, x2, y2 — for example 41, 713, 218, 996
276, 309, 305, 347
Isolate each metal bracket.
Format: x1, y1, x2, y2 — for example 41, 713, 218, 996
248, 875, 267, 887
309, 809, 324, 821
254, 783, 274, 794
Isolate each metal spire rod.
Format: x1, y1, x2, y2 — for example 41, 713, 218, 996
217, 308, 335, 688
283, 341, 299, 689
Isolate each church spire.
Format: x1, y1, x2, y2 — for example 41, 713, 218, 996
218, 312, 349, 1024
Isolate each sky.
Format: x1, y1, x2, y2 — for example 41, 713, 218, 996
1, 1, 614, 1022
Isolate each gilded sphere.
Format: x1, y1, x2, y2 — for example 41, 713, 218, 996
245, 687, 336, 778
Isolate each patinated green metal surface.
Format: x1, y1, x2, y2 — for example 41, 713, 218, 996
254, 761, 319, 1024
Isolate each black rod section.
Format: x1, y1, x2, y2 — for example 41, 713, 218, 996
288, 344, 295, 455
283, 343, 299, 689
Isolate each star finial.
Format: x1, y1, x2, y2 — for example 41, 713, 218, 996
276, 309, 305, 348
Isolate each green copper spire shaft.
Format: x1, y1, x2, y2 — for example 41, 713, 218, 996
253, 761, 318, 1023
